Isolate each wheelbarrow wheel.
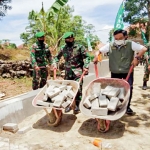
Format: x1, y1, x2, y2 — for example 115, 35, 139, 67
96, 119, 110, 133
47, 109, 63, 127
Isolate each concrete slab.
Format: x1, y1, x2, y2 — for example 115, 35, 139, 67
0, 89, 41, 128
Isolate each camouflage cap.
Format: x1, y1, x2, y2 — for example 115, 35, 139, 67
35, 32, 45, 38
62, 32, 74, 39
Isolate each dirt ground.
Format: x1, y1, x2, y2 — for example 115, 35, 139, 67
0, 65, 150, 150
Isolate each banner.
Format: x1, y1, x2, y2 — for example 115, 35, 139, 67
114, 0, 125, 30
141, 30, 148, 45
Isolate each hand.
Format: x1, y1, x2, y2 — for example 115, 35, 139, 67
131, 58, 139, 67
51, 64, 57, 70
93, 56, 98, 64
83, 68, 89, 75
148, 65, 150, 71
35, 66, 40, 71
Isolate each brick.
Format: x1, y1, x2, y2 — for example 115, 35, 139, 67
117, 88, 125, 100
3, 123, 18, 131
61, 100, 71, 108
92, 107, 108, 116
91, 98, 99, 108
67, 97, 73, 102
107, 97, 119, 111
89, 93, 99, 101
83, 96, 91, 109
99, 95, 108, 107
67, 90, 75, 99
53, 99, 64, 107
36, 100, 51, 107
17, 126, 32, 134
47, 88, 61, 98
45, 85, 55, 93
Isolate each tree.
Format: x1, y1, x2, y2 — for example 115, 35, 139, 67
124, 0, 150, 41
20, 3, 100, 52
0, 0, 12, 19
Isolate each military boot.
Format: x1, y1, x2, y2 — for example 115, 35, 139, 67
142, 81, 147, 90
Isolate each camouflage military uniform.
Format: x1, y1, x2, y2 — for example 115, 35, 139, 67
53, 43, 90, 106
143, 51, 150, 82
30, 41, 52, 90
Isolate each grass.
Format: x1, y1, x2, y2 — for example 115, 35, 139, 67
0, 49, 30, 61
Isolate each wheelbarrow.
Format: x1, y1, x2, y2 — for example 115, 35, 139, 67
80, 64, 134, 132
32, 68, 86, 127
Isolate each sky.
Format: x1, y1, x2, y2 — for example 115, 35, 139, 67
0, 0, 127, 46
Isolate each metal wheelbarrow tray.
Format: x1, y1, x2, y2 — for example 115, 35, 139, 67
80, 77, 130, 121
32, 80, 79, 126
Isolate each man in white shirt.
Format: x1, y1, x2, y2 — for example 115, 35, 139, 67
93, 29, 147, 115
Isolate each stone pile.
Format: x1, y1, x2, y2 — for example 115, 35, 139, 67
0, 59, 32, 78
83, 83, 125, 116
36, 81, 76, 108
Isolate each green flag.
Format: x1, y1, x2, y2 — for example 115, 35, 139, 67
114, 0, 125, 30
141, 30, 148, 45
86, 36, 92, 51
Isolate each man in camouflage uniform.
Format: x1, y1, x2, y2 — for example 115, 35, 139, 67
30, 31, 52, 90
142, 45, 150, 90
53, 32, 90, 113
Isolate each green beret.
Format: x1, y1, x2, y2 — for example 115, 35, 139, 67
35, 32, 45, 38
62, 32, 74, 39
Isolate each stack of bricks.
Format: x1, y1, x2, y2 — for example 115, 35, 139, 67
36, 81, 76, 109
83, 83, 125, 116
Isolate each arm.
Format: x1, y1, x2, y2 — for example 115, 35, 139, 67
80, 45, 91, 69
132, 41, 147, 66
93, 43, 110, 64
52, 47, 63, 68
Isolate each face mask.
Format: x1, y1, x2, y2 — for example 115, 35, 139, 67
65, 41, 74, 47
114, 40, 125, 45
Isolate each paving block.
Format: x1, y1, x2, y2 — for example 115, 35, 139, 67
117, 100, 123, 109
107, 97, 119, 111
47, 88, 61, 98
117, 88, 125, 100
92, 82, 101, 94
83, 96, 91, 109
66, 85, 73, 91
43, 93, 48, 102
59, 85, 67, 91
60, 90, 69, 97
99, 95, 108, 107
36, 100, 50, 107
89, 93, 99, 101
17, 126, 32, 134
67, 97, 73, 102
92, 107, 108, 116
51, 95, 66, 103
67, 90, 75, 99
101, 85, 113, 95
3, 123, 18, 131
91, 98, 99, 108
61, 100, 71, 108
53, 98, 64, 108
45, 85, 55, 93
107, 87, 120, 98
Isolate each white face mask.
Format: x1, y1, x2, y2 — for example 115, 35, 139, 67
114, 40, 125, 45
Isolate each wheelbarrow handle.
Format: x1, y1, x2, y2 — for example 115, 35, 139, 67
125, 65, 134, 81
78, 70, 86, 84
53, 68, 57, 80
94, 63, 99, 78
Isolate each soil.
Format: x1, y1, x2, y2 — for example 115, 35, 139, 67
0, 65, 150, 150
